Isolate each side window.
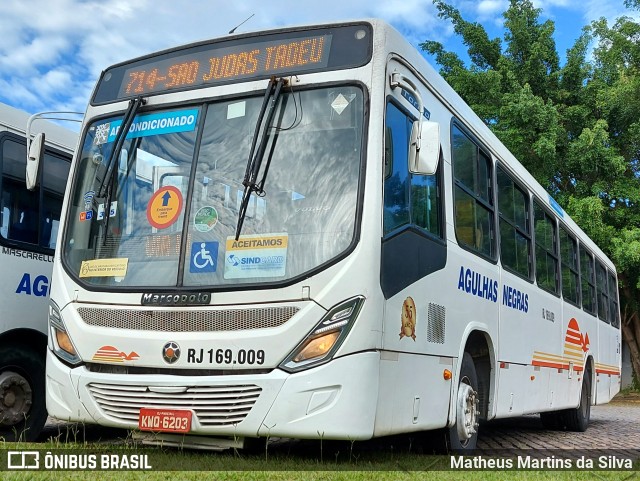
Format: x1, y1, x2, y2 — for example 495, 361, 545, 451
452, 124, 494, 258
533, 201, 558, 294
580, 247, 596, 314
608, 271, 620, 328
0, 135, 70, 251
596, 261, 609, 323
1, 138, 38, 244
559, 226, 579, 305
384, 102, 441, 237
497, 166, 531, 278
41, 152, 70, 249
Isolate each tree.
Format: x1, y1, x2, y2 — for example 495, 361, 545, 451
422, 0, 640, 382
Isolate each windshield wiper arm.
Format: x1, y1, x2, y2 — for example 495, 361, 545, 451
96, 96, 145, 199
95, 96, 145, 245
235, 77, 286, 240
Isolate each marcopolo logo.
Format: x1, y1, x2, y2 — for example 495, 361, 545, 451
141, 292, 211, 306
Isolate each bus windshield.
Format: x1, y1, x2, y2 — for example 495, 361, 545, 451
63, 85, 363, 289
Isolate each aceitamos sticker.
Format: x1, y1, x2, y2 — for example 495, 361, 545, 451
224, 234, 287, 279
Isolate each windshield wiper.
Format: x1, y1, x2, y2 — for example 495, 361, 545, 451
235, 77, 286, 240
95, 96, 145, 244
96, 96, 145, 199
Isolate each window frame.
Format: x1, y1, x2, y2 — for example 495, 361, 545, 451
532, 198, 560, 296
496, 163, 532, 281
383, 98, 444, 240
559, 224, 580, 307
451, 120, 496, 262
596, 260, 610, 323
0, 131, 71, 254
608, 270, 620, 328
579, 246, 597, 315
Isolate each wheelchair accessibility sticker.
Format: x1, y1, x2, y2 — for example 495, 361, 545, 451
190, 241, 219, 273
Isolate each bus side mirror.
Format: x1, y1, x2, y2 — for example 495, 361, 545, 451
26, 132, 45, 191
409, 121, 439, 175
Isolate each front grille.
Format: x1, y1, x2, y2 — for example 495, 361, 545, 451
77, 306, 299, 332
88, 383, 262, 427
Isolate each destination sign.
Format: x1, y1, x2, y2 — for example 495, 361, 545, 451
121, 35, 331, 98
92, 23, 372, 104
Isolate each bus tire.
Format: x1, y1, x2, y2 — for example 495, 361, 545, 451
0, 345, 47, 442
563, 371, 591, 432
539, 411, 561, 430
445, 352, 480, 452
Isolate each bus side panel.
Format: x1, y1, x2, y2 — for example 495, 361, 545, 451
375, 351, 453, 436
0, 249, 52, 335
595, 320, 620, 404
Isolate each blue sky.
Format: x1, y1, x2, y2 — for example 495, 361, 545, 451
0, 0, 635, 124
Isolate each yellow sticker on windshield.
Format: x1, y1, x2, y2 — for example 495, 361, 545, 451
80, 258, 129, 278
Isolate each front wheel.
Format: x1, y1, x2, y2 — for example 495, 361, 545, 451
0, 345, 47, 442
445, 352, 480, 452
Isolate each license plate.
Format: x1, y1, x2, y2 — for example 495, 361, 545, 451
139, 408, 192, 433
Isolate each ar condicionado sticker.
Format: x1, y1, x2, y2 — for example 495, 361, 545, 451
147, 186, 184, 229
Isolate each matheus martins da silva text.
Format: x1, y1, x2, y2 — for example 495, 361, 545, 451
451, 455, 633, 470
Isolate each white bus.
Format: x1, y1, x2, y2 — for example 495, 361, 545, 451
0, 103, 76, 441
42, 19, 621, 451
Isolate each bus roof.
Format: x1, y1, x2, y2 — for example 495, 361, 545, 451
0, 102, 78, 154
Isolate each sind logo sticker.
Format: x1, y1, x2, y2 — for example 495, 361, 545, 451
92, 345, 139, 362
224, 234, 287, 279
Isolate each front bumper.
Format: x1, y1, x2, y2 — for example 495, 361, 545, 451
46, 349, 380, 440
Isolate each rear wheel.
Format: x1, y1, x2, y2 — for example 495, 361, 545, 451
445, 353, 479, 452
563, 371, 591, 432
0, 345, 47, 441
539, 411, 561, 430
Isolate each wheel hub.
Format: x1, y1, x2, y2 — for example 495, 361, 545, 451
0, 371, 32, 426
456, 382, 479, 441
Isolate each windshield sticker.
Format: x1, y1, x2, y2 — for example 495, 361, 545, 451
224, 234, 288, 279
79, 210, 93, 222
109, 201, 118, 218
190, 241, 219, 273
94, 109, 199, 146
83, 191, 95, 210
331, 94, 350, 115
227, 101, 246, 120
97, 203, 105, 220
147, 186, 183, 229
80, 258, 128, 278
194, 206, 218, 232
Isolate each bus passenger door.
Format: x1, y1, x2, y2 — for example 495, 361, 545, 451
377, 59, 451, 435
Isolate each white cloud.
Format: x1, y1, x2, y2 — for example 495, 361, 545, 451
0, 0, 638, 115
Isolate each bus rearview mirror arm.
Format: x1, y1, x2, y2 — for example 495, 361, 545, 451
389, 72, 440, 176
25, 111, 82, 191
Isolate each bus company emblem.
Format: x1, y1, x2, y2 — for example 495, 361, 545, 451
565, 318, 590, 354
141, 292, 211, 306
92, 345, 139, 363
163, 341, 181, 364
399, 296, 417, 341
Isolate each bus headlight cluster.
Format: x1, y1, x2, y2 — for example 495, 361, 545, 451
48, 301, 82, 366
280, 296, 364, 373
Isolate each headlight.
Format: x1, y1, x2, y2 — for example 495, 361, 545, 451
280, 296, 364, 373
49, 301, 82, 366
